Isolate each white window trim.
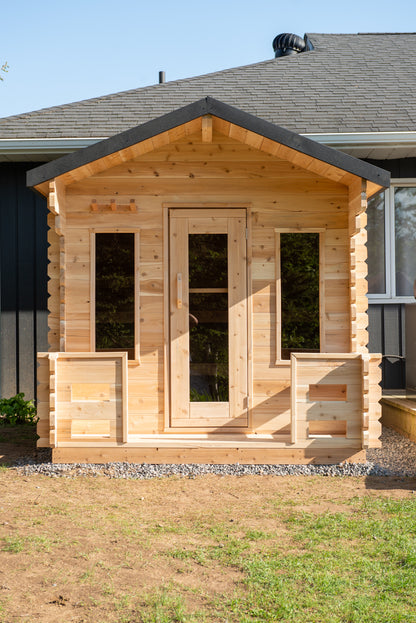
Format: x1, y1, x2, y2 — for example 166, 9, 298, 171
368, 179, 416, 304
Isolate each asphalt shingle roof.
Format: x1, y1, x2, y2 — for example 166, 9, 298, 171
1, 33, 416, 138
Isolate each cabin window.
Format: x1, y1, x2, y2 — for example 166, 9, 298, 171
367, 183, 416, 300
91, 231, 139, 361
275, 230, 323, 363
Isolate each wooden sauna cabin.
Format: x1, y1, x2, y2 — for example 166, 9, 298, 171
27, 98, 390, 464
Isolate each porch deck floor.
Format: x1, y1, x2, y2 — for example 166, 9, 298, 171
53, 433, 365, 464
58, 434, 361, 449
381, 394, 416, 442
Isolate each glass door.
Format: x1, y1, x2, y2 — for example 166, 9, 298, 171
169, 209, 248, 429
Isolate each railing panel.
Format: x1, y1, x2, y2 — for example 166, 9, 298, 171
38, 352, 128, 446
291, 353, 375, 448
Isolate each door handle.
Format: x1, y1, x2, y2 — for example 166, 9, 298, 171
177, 273, 182, 309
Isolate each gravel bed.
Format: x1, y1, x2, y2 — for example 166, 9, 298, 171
12, 426, 416, 479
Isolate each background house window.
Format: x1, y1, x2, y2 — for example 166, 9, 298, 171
367, 192, 386, 295
367, 183, 416, 300
394, 187, 416, 297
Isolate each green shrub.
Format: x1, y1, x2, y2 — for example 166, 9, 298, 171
0, 393, 38, 426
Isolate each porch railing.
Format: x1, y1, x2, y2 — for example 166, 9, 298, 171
37, 352, 128, 448
291, 353, 382, 449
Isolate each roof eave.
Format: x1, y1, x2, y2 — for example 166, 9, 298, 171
0, 137, 105, 156
4, 131, 416, 157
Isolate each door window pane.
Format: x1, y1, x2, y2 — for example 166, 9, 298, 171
95, 233, 135, 358
188, 233, 229, 402
189, 234, 227, 288
280, 232, 320, 360
395, 187, 416, 296
367, 192, 386, 294
189, 293, 229, 402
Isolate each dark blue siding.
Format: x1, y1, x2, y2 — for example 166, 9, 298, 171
368, 304, 406, 389
0, 163, 48, 401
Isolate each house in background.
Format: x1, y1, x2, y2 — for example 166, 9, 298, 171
1, 32, 416, 439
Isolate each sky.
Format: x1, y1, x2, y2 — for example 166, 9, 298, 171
1, 0, 416, 119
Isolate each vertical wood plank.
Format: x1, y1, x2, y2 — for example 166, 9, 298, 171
122, 352, 128, 442
246, 208, 253, 430
228, 215, 248, 419
291, 354, 297, 443
201, 115, 213, 143
47, 214, 60, 352
349, 178, 368, 354
169, 216, 190, 423
275, 231, 281, 364
89, 231, 95, 352
163, 207, 170, 430
135, 231, 141, 363
59, 235, 66, 352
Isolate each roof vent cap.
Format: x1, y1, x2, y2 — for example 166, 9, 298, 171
272, 33, 313, 58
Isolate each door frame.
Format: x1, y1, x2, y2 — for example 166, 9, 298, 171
162, 204, 253, 433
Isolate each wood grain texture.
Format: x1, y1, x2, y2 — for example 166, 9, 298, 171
291, 354, 364, 445
40, 128, 376, 462
52, 446, 366, 465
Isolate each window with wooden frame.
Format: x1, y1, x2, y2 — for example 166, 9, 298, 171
90, 229, 140, 361
275, 228, 325, 364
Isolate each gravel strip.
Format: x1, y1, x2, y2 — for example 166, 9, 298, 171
12, 426, 416, 479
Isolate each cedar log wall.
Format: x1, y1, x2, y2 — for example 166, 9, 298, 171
42, 130, 359, 440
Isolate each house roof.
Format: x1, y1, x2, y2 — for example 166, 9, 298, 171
3, 33, 416, 140
26, 97, 390, 192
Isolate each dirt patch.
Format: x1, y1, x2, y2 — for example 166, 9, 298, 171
0, 425, 41, 465
0, 428, 416, 621
0, 471, 415, 622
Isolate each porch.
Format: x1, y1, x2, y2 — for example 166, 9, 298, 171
38, 351, 381, 464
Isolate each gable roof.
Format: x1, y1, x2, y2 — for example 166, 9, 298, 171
27, 97, 390, 193
3, 33, 416, 140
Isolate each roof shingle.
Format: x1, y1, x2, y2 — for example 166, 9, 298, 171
1, 33, 415, 138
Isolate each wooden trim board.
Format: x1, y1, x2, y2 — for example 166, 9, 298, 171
52, 446, 366, 464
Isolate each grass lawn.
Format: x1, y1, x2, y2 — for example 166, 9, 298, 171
0, 470, 415, 622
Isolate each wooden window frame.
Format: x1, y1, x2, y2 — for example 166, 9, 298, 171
89, 228, 141, 363
274, 228, 325, 365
